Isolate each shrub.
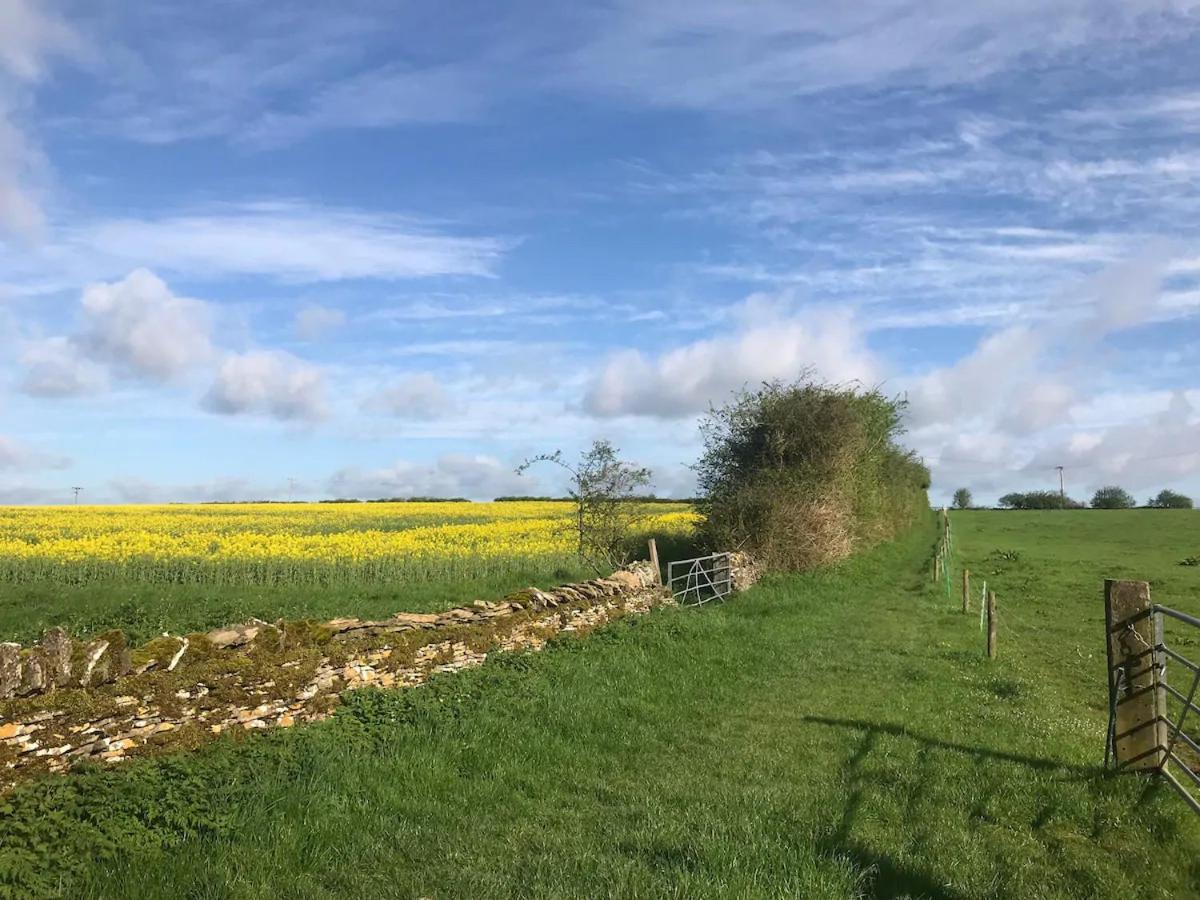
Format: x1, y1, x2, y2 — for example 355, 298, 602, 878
952, 488, 972, 510
1149, 489, 1194, 509
694, 379, 929, 571
1091, 486, 1135, 509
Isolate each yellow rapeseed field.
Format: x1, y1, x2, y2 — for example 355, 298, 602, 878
0, 501, 699, 585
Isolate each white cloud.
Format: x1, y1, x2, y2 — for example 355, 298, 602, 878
907, 327, 1044, 429
327, 454, 536, 500
78, 268, 213, 380
0, 434, 69, 470
246, 62, 487, 145
73, 203, 507, 282
203, 350, 328, 422
0, 0, 77, 82
108, 476, 283, 504
1024, 393, 1200, 495
586, 298, 878, 418
364, 373, 453, 420
293, 303, 347, 340
19, 336, 108, 397
0, 0, 78, 241
563, 1, 1192, 110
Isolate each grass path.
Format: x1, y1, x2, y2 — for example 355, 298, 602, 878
2, 514, 1198, 897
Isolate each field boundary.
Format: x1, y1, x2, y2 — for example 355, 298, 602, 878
2, 563, 675, 787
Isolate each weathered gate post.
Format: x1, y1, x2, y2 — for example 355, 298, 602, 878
1105, 580, 1166, 770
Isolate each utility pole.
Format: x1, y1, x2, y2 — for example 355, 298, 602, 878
71, 486, 83, 505
1055, 466, 1065, 509
288, 478, 297, 502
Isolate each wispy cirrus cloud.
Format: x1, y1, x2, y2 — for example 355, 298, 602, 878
0, 0, 79, 241
0, 202, 510, 293
560, 0, 1194, 110
60, 2, 1200, 148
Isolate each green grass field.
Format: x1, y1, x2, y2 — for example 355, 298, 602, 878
1, 511, 1198, 898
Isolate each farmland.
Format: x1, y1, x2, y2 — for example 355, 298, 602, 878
1, 509, 1198, 897
0, 501, 697, 643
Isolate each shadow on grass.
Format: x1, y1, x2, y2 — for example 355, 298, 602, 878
812, 728, 967, 900
802, 716, 1109, 899
804, 715, 1097, 775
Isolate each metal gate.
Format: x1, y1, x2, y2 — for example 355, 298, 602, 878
1151, 603, 1200, 813
668, 552, 733, 606
1105, 593, 1200, 814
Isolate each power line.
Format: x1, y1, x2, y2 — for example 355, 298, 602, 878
70, 486, 83, 505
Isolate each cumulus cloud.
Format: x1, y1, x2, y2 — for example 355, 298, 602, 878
18, 336, 108, 397
0, 435, 70, 470
18, 269, 214, 396
904, 250, 1190, 503
364, 373, 453, 420
203, 350, 328, 422
907, 327, 1044, 429
78, 268, 213, 380
293, 303, 346, 340
586, 299, 878, 419
327, 454, 536, 500
1023, 392, 1200, 495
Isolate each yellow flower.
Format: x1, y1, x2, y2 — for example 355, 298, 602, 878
0, 502, 699, 585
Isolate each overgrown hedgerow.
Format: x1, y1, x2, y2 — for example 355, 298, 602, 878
695, 378, 930, 570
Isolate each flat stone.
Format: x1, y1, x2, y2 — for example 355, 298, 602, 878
206, 623, 261, 649
0, 722, 23, 740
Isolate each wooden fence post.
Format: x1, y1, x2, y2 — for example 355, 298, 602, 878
986, 591, 997, 659
1105, 580, 1166, 770
962, 568, 970, 614
647, 538, 661, 585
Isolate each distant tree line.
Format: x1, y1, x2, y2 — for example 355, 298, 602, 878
951, 485, 1193, 510
319, 497, 470, 504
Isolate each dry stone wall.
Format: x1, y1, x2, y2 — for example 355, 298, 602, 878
0, 563, 665, 788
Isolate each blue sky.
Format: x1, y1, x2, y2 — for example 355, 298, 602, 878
1, 0, 1199, 505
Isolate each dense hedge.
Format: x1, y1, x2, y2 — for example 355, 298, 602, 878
694, 380, 930, 570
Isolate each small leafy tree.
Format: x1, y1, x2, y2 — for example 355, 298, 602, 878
1149, 489, 1194, 509
518, 440, 651, 572
952, 488, 972, 510
1091, 485, 1135, 509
